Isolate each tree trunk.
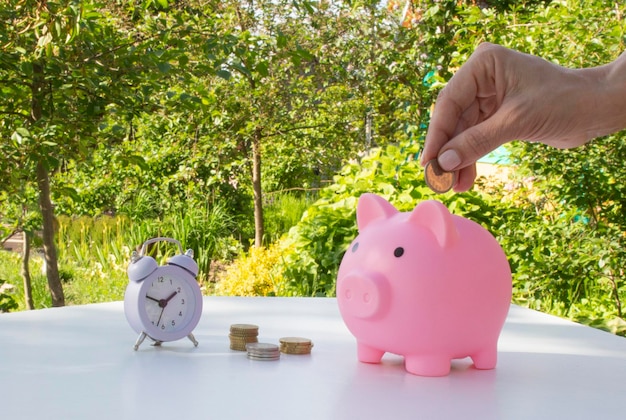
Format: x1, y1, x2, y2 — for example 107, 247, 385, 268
35, 162, 64, 307
36, 162, 64, 307
32, 59, 64, 307
252, 127, 264, 248
21, 230, 34, 310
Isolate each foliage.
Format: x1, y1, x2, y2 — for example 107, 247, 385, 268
2, 0, 626, 340
276, 0, 626, 336
484, 173, 626, 335
0, 274, 18, 313
215, 243, 289, 297
446, 0, 626, 334
263, 192, 317, 245
56, 203, 237, 284
0, 250, 51, 310
279, 139, 507, 297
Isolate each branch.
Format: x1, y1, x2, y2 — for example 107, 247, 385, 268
1, 228, 22, 247
0, 110, 30, 119
0, 78, 32, 89
260, 124, 327, 139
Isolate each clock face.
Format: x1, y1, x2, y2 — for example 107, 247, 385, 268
143, 273, 198, 334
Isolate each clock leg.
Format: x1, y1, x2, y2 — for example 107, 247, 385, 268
133, 332, 148, 351
187, 333, 199, 347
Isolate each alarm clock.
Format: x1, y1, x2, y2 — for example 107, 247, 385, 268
124, 237, 203, 350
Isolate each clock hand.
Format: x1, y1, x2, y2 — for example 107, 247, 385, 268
146, 295, 160, 304
155, 291, 178, 327
163, 291, 178, 304
148, 291, 178, 309
156, 307, 166, 327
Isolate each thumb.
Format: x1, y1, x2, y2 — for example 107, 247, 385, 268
436, 114, 512, 171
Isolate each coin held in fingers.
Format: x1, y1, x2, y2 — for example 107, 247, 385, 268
424, 159, 456, 194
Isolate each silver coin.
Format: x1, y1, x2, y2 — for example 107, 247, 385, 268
248, 351, 280, 356
247, 352, 281, 358
247, 354, 280, 361
246, 343, 279, 352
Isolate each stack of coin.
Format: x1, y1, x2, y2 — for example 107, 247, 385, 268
229, 324, 259, 351
246, 342, 280, 361
279, 337, 314, 355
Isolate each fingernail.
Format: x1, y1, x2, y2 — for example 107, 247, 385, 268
438, 150, 461, 171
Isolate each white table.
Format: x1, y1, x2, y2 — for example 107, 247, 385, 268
1, 297, 625, 420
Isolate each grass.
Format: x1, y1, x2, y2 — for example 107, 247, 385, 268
1, 192, 314, 311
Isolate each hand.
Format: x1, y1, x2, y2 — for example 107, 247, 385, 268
422, 42, 626, 192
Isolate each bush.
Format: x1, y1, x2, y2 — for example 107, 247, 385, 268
493, 173, 626, 335
0, 250, 51, 310
278, 141, 506, 297
215, 243, 290, 296
0, 276, 18, 312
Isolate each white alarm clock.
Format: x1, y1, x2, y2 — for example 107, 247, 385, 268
124, 237, 203, 350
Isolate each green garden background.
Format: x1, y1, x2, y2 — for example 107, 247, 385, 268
2, 0, 626, 335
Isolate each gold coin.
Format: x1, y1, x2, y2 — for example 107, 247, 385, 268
230, 344, 248, 351
280, 342, 313, 349
279, 337, 311, 345
229, 334, 258, 340
230, 324, 259, 333
279, 337, 313, 354
281, 348, 311, 355
424, 159, 456, 194
229, 336, 258, 344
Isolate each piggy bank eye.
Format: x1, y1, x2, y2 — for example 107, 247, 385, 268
352, 242, 359, 253
394, 247, 404, 258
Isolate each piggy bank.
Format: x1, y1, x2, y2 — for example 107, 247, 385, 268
337, 194, 512, 376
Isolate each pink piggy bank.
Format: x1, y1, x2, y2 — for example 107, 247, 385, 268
337, 194, 512, 376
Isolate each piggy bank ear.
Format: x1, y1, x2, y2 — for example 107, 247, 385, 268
357, 193, 398, 231
408, 200, 459, 248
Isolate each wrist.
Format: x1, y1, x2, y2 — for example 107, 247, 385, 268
588, 52, 626, 138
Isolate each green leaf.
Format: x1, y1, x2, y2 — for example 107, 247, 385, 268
124, 155, 148, 170
256, 61, 269, 77
229, 62, 251, 78
277, 33, 287, 49
157, 62, 172, 73
57, 187, 80, 202
16, 127, 31, 138
216, 69, 231, 80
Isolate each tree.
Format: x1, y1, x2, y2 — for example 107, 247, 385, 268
0, 0, 192, 305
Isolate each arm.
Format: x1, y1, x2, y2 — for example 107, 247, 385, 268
422, 43, 626, 192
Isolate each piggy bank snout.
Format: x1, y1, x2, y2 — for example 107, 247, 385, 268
338, 272, 390, 319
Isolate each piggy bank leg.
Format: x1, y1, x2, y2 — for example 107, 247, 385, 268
357, 342, 385, 364
404, 355, 451, 377
471, 345, 498, 370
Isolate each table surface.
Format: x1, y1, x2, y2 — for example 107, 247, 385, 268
1, 297, 626, 420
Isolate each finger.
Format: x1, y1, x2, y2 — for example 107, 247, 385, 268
422, 44, 501, 165
437, 108, 513, 171
453, 163, 477, 193
422, 74, 478, 165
